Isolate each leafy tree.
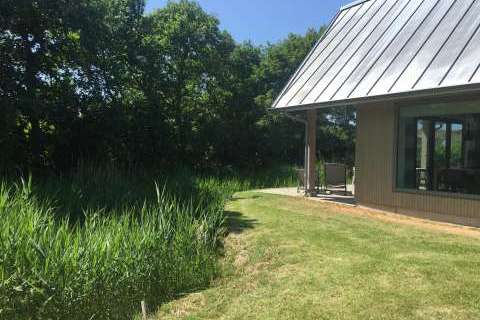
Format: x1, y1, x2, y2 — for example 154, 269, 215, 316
255, 29, 323, 165
254, 28, 356, 167
138, 0, 235, 166
0, 0, 146, 170
0, 0, 355, 172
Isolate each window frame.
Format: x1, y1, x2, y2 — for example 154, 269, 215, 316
393, 95, 480, 201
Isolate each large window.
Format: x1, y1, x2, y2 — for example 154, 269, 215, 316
397, 99, 480, 196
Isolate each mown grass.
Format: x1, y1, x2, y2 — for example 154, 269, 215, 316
0, 165, 295, 319
156, 192, 480, 320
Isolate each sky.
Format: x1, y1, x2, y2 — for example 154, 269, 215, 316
145, 0, 351, 45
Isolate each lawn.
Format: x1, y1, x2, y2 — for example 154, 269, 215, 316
155, 192, 480, 320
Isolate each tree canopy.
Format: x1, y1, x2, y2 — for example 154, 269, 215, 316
0, 0, 355, 172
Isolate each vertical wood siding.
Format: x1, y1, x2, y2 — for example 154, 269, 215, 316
355, 103, 480, 227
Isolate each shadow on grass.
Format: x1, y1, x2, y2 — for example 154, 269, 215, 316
22, 165, 222, 224
225, 211, 258, 234
228, 194, 262, 202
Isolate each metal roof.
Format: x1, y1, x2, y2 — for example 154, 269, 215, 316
273, 0, 480, 111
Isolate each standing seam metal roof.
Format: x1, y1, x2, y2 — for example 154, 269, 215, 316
273, 0, 480, 110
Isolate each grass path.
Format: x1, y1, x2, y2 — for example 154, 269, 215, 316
155, 192, 480, 319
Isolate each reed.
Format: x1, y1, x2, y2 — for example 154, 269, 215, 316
0, 164, 295, 319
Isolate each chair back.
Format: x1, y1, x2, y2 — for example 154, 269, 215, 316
295, 168, 305, 192
324, 163, 347, 189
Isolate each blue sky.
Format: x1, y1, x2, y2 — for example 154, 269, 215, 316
145, 0, 350, 44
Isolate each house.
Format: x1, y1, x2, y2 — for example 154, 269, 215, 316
273, 0, 480, 226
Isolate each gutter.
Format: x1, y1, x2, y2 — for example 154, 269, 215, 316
271, 83, 480, 112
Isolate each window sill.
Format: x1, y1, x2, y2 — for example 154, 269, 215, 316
394, 188, 480, 201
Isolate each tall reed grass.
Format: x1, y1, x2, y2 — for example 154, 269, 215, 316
0, 165, 295, 319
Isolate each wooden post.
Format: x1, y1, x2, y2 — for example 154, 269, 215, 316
306, 109, 317, 196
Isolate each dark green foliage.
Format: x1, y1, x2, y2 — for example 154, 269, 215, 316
0, 0, 354, 172
0, 1, 354, 317
318, 106, 357, 167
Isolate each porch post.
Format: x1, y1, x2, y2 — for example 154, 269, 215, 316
306, 109, 317, 196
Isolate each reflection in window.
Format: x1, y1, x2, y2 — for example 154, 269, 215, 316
397, 100, 480, 195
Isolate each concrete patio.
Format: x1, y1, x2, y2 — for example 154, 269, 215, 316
260, 185, 356, 207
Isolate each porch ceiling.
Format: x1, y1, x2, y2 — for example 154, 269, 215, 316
273, 0, 480, 111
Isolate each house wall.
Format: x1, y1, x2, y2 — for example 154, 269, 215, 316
355, 102, 480, 227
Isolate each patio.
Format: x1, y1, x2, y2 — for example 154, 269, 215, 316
260, 185, 356, 207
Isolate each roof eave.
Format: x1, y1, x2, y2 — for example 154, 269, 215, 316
272, 83, 480, 113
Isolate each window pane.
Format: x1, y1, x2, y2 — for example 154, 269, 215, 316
416, 120, 429, 190
450, 123, 463, 168
434, 122, 447, 170
397, 117, 417, 189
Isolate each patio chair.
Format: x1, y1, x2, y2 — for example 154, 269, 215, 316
296, 168, 305, 193
296, 168, 320, 194
324, 163, 348, 195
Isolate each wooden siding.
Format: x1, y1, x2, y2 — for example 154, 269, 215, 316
355, 102, 480, 227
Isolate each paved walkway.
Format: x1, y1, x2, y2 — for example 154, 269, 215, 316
259, 186, 356, 207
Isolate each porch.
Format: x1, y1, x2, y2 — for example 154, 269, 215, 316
287, 108, 355, 200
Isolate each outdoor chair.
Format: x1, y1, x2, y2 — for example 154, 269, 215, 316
436, 168, 474, 193
296, 168, 320, 194
324, 163, 348, 195
296, 168, 305, 193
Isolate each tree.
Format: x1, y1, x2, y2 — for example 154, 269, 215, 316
0, 0, 146, 169
0, 0, 354, 172
138, 0, 235, 166
254, 29, 323, 165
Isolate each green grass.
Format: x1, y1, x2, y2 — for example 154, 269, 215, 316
155, 192, 480, 320
0, 165, 296, 319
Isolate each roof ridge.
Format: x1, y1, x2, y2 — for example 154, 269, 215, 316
341, 0, 372, 11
